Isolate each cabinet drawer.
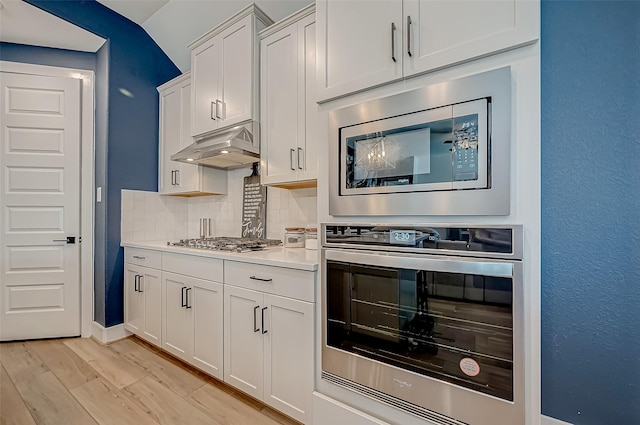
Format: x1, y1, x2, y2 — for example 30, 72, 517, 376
224, 261, 315, 302
163, 252, 223, 282
125, 248, 162, 269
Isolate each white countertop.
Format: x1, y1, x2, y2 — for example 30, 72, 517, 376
121, 240, 319, 271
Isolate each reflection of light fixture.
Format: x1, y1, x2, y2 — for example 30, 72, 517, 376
186, 158, 194, 162
118, 88, 134, 98
356, 135, 394, 171
221, 150, 229, 154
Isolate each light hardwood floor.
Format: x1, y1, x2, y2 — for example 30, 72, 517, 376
0, 336, 300, 425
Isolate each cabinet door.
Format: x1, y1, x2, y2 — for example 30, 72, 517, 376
297, 15, 318, 182
260, 23, 299, 185
176, 81, 199, 191
224, 285, 264, 400
403, 0, 538, 77
140, 268, 162, 346
158, 86, 181, 194
219, 15, 253, 127
192, 279, 224, 380
159, 77, 199, 195
263, 294, 314, 424
162, 272, 192, 361
124, 265, 144, 335
191, 38, 221, 136
317, 0, 403, 102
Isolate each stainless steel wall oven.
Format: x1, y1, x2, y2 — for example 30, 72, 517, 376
321, 224, 524, 425
328, 67, 511, 216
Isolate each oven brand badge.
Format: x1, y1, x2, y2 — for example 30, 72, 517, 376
393, 378, 413, 389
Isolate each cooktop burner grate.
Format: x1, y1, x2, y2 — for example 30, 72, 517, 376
167, 237, 282, 253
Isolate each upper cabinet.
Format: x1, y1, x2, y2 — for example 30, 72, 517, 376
260, 5, 318, 188
316, 0, 539, 102
190, 4, 273, 137
157, 73, 227, 196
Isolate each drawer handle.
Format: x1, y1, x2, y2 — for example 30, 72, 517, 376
250, 276, 272, 282
253, 305, 260, 332
132, 255, 146, 260
185, 287, 192, 309
181, 286, 187, 308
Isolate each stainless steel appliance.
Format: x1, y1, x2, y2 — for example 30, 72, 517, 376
167, 237, 281, 252
171, 120, 260, 169
321, 224, 523, 425
329, 67, 511, 216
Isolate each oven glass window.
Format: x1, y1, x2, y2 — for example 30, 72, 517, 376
326, 261, 514, 401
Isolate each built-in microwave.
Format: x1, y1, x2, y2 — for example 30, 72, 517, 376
329, 67, 511, 216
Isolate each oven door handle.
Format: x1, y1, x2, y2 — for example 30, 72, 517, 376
323, 248, 514, 278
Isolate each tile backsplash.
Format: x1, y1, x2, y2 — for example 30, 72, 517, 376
121, 168, 317, 243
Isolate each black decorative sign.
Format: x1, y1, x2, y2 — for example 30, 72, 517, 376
241, 166, 266, 238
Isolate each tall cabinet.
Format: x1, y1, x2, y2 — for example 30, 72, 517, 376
316, 0, 539, 102
157, 73, 227, 196
259, 5, 317, 188
189, 4, 273, 138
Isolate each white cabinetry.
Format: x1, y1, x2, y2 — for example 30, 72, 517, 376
224, 261, 315, 424
316, 0, 539, 102
190, 5, 272, 137
124, 248, 162, 346
157, 73, 227, 196
260, 6, 318, 188
161, 253, 224, 379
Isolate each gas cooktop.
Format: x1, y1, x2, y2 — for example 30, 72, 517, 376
167, 237, 282, 253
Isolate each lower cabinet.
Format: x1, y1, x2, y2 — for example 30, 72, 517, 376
124, 263, 162, 347
162, 272, 224, 380
224, 284, 314, 424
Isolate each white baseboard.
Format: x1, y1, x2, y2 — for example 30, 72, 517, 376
91, 322, 131, 344
541, 415, 573, 425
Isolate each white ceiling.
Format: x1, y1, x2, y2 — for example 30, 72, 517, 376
0, 0, 312, 72
0, 0, 106, 52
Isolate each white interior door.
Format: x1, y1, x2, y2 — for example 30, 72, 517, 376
0, 72, 81, 341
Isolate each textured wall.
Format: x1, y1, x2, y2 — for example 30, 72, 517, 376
25, 0, 180, 327
541, 1, 640, 424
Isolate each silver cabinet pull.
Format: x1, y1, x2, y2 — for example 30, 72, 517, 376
407, 16, 413, 57
174, 170, 180, 186
253, 305, 260, 332
138, 275, 144, 293
290, 149, 295, 171
391, 22, 397, 62
132, 255, 146, 260
185, 287, 192, 309
215, 100, 223, 119
250, 276, 273, 282
210, 101, 216, 120
261, 307, 268, 334
134, 275, 140, 292
297, 147, 303, 170
181, 286, 187, 307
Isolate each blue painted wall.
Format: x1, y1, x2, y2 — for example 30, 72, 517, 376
23, 0, 180, 327
0, 42, 96, 70
541, 1, 640, 424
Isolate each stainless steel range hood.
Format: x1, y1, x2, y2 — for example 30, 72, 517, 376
171, 121, 260, 169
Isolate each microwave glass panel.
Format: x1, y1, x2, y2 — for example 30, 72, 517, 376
340, 99, 488, 196
326, 260, 514, 401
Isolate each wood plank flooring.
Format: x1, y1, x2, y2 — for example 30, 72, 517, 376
0, 337, 300, 425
